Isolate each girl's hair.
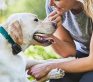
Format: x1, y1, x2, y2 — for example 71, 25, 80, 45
83, 0, 93, 20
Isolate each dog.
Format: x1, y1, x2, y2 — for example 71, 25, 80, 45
0, 13, 75, 82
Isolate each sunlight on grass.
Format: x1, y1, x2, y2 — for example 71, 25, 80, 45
24, 45, 61, 60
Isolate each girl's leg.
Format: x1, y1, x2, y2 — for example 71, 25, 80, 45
80, 71, 93, 82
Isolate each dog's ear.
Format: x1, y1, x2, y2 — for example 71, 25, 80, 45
8, 20, 23, 45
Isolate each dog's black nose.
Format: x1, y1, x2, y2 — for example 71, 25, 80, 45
52, 22, 57, 29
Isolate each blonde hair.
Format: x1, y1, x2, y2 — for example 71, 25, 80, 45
83, 0, 93, 20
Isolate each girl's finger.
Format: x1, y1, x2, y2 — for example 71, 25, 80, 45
49, 14, 59, 21
48, 10, 57, 17
54, 16, 62, 23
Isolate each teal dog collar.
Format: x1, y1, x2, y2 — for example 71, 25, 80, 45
0, 26, 22, 55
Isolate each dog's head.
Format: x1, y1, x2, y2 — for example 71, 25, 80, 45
4, 13, 57, 50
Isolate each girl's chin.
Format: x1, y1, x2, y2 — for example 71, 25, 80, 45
56, 8, 66, 15
57, 11, 64, 15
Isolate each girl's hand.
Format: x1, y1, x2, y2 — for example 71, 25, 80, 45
27, 63, 53, 80
48, 10, 62, 27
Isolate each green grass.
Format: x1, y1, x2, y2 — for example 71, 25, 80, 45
24, 45, 61, 60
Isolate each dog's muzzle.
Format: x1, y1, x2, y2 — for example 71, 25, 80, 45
33, 32, 54, 46
33, 22, 57, 46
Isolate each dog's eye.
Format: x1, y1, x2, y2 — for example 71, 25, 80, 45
34, 18, 38, 22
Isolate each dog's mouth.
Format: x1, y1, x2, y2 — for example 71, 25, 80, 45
33, 32, 54, 46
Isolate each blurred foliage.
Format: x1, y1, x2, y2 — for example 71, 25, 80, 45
25, 45, 61, 60
0, 0, 46, 22
7, 0, 46, 19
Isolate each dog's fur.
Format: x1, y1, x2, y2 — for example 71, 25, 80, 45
0, 13, 57, 82
0, 13, 75, 82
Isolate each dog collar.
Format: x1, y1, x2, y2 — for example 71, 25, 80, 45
0, 26, 22, 55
